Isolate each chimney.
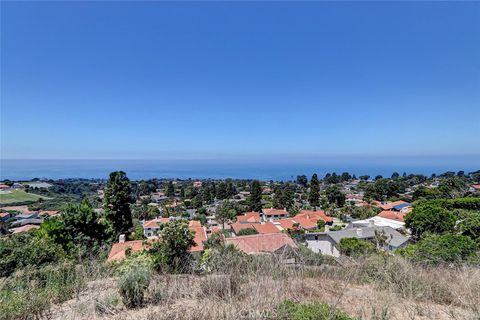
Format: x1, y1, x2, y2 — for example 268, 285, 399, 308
356, 228, 363, 237
119, 234, 126, 243
368, 220, 375, 227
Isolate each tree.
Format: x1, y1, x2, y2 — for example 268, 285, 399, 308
165, 181, 175, 197
338, 238, 375, 257
216, 200, 238, 228
317, 220, 325, 230
273, 183, 295, 211
38, 199, 107, 257
400, 234, 478, 265
457, 212, 480, 240
296, 175, 308, 188
248, 180, 263, 212
237, 228, 259, 236
404, 203, 456, 240
149, 220, 195, 272
340, 172, 352, 182
391, 172, 400, 179
0, 232, 65, 277
104, 171, 134, 238
325, 185, 346, 207
130, 223, 146, 240
216, 182, 228, 200
309, 174, 320, 208
438, 176, 467, 198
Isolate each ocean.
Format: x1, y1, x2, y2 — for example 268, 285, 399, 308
1, 157, 479, 181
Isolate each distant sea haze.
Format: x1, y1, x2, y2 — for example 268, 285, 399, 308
1, 158, 479, 181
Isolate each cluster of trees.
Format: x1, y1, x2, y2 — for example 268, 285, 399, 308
401, 198, 480, 265
1, 171, 136, 277
272, 183, 296, 212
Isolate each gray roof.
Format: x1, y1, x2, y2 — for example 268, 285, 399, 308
15, 213, 39, 219
11, 218, 43, 227
311, 226, 409, 248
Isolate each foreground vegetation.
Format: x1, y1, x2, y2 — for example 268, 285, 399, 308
1, 248, 479, 320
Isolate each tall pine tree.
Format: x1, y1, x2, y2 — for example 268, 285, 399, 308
309, 173, 320, 209
104, 171, 134, 238
248, 180, 263, 212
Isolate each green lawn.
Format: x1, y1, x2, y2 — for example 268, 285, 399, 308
0, 189, 48, 205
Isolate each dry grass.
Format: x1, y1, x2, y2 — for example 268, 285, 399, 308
47, 252, 480, 320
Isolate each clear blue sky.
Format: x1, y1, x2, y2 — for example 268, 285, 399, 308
2, 1, 479, 161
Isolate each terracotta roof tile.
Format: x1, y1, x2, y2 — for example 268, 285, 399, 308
225, 233, 298, 254
262, 208, 289, 216
253, 222, 281, 234
377, 210, 407, 222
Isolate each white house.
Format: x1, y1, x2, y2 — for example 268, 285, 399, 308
305, 225, 409, 257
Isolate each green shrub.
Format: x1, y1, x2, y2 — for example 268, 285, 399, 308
405, 203, 456, 240
398, 234, 479, 265
276, 300, 354, 320
330, 225, 343, 231
237, 228, 258, 236
0, 262, 86, 320
117, 264, 151, 308
338, 237, 375, 257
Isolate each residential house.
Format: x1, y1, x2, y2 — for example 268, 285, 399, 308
108, 221, 208, 261
469, 184, 480, 193
143, 217, 170, 237
230, 221, 280, 236
14, 212, 39, 220
0, 212, 11, 221
297, 210, 333, 225
225, 233, 298, 261
108, 238, 149, 262
305, 225, 409, 257
236, 211, 261, 224
351, 217, 403, 230
39, 210, 61, 218
261, 208, 289, 221
10, 224, 40, 235
27, 182, 52, 189
10, 218, 43, 227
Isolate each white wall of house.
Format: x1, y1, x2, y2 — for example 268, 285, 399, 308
306, 236, 340, 257
143, 227, 159, 237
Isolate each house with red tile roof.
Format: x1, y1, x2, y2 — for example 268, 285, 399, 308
377, 210, 407, 223
0, 212, 11, 221
237, 211, 261, 224
143, 218, 170, 237
253, 222, 281, 234
108, 222, 208, 262
373, 200, 410, 211
469, 184, 480, 193
225, 233, 298, 257
297, 210, 333, 224
230, 221, 280, 236
188, 220, 202, 228
108, 240, 148, 262
10, 224, 40, 234
189, 226, 207, 253
261, 208, 289, 221
277, 218, 296, 230
39, 210, 61, 217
